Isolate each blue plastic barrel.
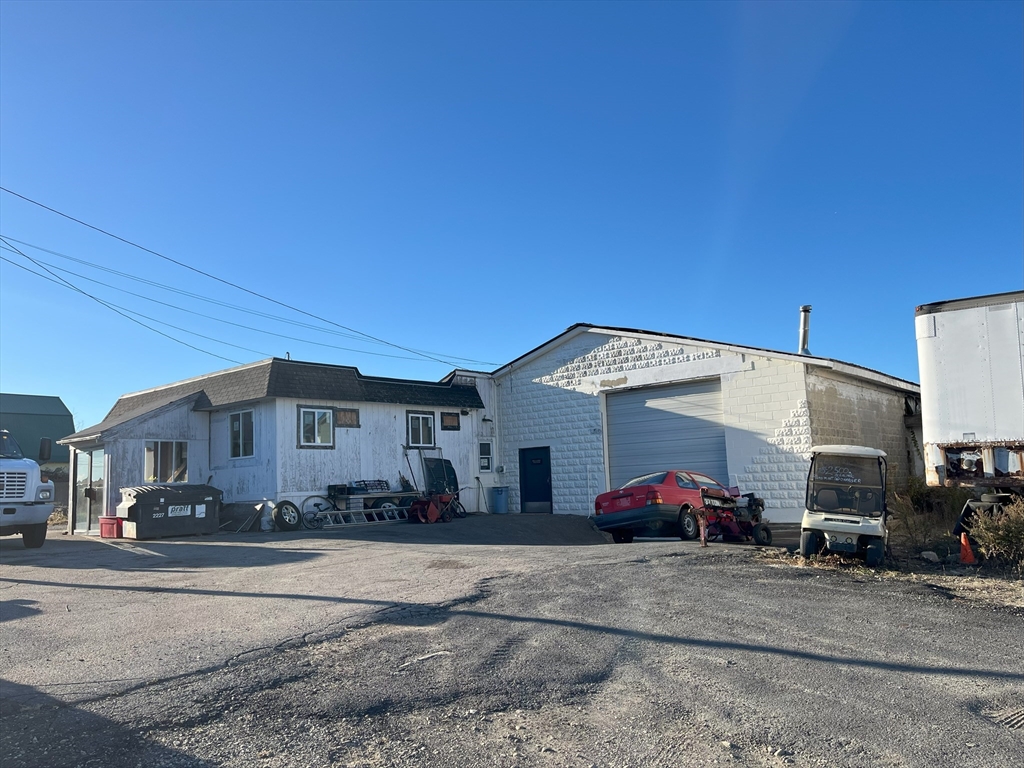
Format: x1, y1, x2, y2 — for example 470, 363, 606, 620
489, 486, 509, 514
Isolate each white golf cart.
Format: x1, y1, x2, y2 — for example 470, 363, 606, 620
800, 445, 888, 567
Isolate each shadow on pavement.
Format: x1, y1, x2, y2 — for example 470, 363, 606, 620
4, 575, 1020, 684
0, 679, 212, 768
283, 512, 609, 546
0, 535, 323, 572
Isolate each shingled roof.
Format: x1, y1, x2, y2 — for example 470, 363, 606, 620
63, 358, 484, 442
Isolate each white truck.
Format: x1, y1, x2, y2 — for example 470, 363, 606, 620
0, 429, 56, 548
915, 291, 1024, 493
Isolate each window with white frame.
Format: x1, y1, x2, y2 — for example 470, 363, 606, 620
407, 411, 435, 447
479, 441, 493, 472
145, 441, 188, 483
299, 407, 334, 448
230, 410, 254, 459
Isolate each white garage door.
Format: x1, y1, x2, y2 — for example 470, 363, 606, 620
606, 379, 728, 488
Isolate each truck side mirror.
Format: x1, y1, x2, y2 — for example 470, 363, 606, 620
38, 438, 52, 463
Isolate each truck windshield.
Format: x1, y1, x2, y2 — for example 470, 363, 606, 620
807, 454, 885, 516
0, 432, 25, 459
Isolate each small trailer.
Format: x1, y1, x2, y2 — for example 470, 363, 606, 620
272, 458, 466, 530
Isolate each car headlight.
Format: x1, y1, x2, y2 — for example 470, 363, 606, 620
38, 489, 52, 501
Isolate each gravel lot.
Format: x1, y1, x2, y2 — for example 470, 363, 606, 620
1, 515, 1022, 768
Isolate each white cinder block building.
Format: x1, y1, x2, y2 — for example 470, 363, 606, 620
483, 325, 920, 523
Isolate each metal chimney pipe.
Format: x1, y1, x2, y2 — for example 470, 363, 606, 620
799, 305, 812, 355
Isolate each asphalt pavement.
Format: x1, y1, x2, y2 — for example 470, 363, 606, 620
1, 514, 1020, 768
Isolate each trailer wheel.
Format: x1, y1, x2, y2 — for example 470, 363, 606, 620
612, 529, 634, 543
752, 523, 772, 546
678, 510, 699, 540
371, 498, 399, 510
274, 501, 302, 531
22, 523, 46, 549
865, 539, 884, 568
799, 530, 821, 558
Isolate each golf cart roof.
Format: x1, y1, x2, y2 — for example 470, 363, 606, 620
811, 445, 887, 458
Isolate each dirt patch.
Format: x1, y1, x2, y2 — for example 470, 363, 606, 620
757, 548, 1024, 611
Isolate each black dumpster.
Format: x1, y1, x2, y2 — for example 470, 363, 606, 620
116, 484, 222, 539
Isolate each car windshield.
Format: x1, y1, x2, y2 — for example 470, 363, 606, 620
807, 454, 885, 516
619, 472, 668, 489
0, 432, 24, 459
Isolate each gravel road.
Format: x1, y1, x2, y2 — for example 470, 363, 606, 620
1, 515, 1021, 768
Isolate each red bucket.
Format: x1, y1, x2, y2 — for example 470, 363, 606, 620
99, 516, 122, 539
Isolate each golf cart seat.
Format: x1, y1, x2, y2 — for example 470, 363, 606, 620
816, 489, 840, 511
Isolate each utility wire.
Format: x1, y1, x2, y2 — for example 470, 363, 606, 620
0, 238, 244, 364
0, 187, 462, 366
0, 235, 498, 366
0, 246, 436, 363
1, 256, 271, 357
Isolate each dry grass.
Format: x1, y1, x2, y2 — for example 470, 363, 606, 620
970, 497, 1024, 574
758, 547, 1024, 611
48, 505, 68, 527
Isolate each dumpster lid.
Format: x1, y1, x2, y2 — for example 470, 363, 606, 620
119, 484, 223, 503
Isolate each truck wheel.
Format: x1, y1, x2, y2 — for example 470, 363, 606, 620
752, 523, 772, 546
22, 524, 46, 549
273, 501, 302, 531
678, 510, 699, 540
612, 529, 634, 543
865, 540, 884, 568
799, 530, 820, 558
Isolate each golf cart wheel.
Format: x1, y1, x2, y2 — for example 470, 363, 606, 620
274, 501, 302, 531
865, 539, 885, 568
752, 523, 772, 546
612, 529, 635, 544
678, 510, 699, 540
799, 530, 821, 558
22, 523, 46, 549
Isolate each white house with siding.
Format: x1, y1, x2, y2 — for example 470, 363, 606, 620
61, 359, 490, 534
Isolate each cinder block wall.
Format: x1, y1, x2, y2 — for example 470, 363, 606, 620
496, 333, 609, 514
805, 370, 915, 490
723, 357, 811, 522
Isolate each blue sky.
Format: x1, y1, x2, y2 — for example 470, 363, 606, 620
1, 0, 1021, 431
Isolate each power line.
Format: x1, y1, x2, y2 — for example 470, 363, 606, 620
0, 186, 462, 366
0, 238, 244, 364
0, 235, 498, 366
1, 255, 272, 357
0, 245, 438, 363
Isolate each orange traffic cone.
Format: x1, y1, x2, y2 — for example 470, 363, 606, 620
960, 532, 977, 565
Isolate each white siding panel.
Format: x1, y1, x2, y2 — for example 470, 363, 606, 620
606, 379, 728, 487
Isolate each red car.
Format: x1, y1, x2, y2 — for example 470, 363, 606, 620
593, 470, 770, 545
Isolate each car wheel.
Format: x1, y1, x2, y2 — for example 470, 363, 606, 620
799, 530, 820, 558
678, 510, 699, 540
273, 501, 302, 531
752, 523, 772, 546
865, 539, 884, 568
612, 529, 634, 544
22, 523, 46, 549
